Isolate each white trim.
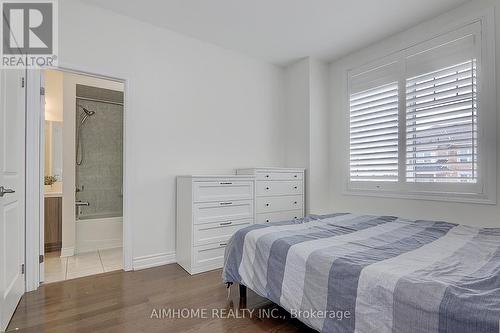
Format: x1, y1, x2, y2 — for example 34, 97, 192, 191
25, 70, 43, 292
60, 247, 75, 257
55, 62, 134, 271
478, 8, 498, 206
342, 8, 496, 204
25, 62, 134, 292
344, 188, 496, 205
39, 73, 46, 284
133, 252, 176, 271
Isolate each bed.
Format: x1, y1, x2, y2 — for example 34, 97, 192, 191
222, 213, 500, 333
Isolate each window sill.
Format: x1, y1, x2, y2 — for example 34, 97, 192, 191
343, 188, 496, 205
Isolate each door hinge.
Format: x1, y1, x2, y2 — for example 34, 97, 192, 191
40, 86, 45, 96
21, 263, 25, 275
39, 254, 44, 263
21, 77, 25, 88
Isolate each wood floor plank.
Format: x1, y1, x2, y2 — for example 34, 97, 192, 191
7, 264, 315, 333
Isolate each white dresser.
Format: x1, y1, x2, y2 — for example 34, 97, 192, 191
236, 168, 305, 224
176, 175, 255, 274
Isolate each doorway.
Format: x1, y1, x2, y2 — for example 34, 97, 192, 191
42, 69, 125, 283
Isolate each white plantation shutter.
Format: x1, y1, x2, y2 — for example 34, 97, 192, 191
345, 21, 495, 201
406, 60, 477, 183
350, 82, 399, 182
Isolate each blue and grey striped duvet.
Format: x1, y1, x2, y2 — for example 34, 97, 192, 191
222, 213, 500, 333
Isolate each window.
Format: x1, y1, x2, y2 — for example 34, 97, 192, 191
347, 19, 496, 203
406, 60, 477, 184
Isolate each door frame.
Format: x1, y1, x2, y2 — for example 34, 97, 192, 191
25, 63, 133, 291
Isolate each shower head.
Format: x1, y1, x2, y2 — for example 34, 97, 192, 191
78, 105, 96, 125
79, 105, 96, 116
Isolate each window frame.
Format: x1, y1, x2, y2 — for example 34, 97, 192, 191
344, 13, 496, 204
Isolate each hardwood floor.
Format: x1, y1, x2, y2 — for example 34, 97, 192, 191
7, 263, 315, 333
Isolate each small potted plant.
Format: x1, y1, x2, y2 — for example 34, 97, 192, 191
44, 175, 58, 190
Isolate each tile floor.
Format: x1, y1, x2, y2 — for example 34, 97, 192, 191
44, 247, 123, 284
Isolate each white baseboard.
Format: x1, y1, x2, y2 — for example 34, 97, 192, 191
60, 247, 75, 257
133, 252, 176, 270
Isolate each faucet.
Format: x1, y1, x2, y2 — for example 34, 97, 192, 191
75, 201, 90, 220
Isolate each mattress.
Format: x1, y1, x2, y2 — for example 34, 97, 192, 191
222, 213, 500, 333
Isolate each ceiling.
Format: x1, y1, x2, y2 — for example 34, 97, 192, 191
82, 0, 469, 65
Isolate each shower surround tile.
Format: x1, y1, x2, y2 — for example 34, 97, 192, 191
75, 85, 123, 219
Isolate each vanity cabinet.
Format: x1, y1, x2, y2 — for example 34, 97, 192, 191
44, 197, 62, 252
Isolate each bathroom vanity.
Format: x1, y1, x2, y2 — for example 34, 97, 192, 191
44, 191, 62, 252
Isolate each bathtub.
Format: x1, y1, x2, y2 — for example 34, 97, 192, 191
76, 214, 123, 253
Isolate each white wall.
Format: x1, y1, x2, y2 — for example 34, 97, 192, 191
284, 58, 330, 214
44, 70, 64, 178
58, 0, 286, 264
308, 59, 330, 213
284, 58, 309, 170
44, 70, 63, 122
328, 0, 499, 227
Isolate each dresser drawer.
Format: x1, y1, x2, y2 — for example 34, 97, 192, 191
256, 210, 303, 224
193, 242, 227, 268
256, 180, 303, 196
194, 200, 253, 225
193, 181, 253, 202
194, 218, 252, 246
256, 195, 303, 213
256, 171, 303, 181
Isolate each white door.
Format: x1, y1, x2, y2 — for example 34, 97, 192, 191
0, 68, 26, 331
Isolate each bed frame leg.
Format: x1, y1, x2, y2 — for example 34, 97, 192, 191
238, 284, 247, 308
239, 284, 247, 299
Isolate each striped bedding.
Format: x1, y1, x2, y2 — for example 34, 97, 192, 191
222, 213, 500, 333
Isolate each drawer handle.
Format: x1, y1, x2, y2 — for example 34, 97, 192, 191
265, 219, 270, 223
220, 182, 233, 185
293, 186, 298, 189
220, 202, 233, 206
219, 243, 227, 247
265, 175, 270, 178
293, 201, 298, 204
265, 187, 270, 190
265, 203, 270, 207
294, 175, 298, 178
220, 221, 232, 226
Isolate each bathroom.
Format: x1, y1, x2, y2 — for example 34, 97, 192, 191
43, 69, 124, 283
